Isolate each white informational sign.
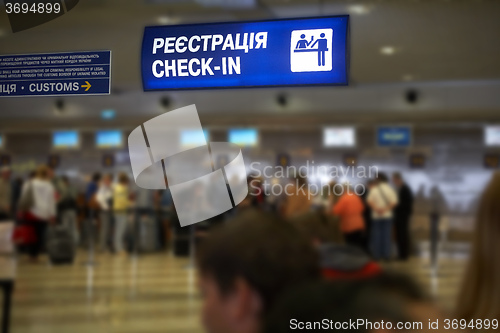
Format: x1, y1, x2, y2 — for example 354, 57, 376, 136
323, 127, 356, 147
290, 28, 333, 73
485, 126, 500, 146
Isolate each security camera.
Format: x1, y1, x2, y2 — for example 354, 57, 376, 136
160, 96, 171, 109
405, 89, 419, 104
53, 99, 66, 115
277, 93, 288, 107
55, 99, 65, 110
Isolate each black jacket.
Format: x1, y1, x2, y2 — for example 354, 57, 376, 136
395, 183, 413, 218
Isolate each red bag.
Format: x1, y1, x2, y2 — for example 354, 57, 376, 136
12, 225, 37, 245
322, 262, 382, 280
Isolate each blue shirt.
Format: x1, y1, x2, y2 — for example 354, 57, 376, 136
85, 182, 98, 202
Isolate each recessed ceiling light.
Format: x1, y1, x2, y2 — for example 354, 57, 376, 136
403, 74, 414, 81
380, 46, 395, 55
157, 16, 180, 25
348, 5, 370, 15
158, 16, 172, 25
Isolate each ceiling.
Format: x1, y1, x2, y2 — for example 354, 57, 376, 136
1, 0, 500, 125
1, 0, 500, 86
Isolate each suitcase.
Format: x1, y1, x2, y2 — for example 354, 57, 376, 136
172, 221, 191, 257
46, 225, 76, 264
173, 237, 190, 257
137, 215, 159, 253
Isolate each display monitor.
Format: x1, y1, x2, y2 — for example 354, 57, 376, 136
101, 109, 116, 120
180, 129, 209, 148
53, 131, 79, 149
228, 128, 258, 147
96, 130, 123, 148
377, 126, 412, 147
323, 127, 356, 147
0, 134, 3, 149
485, 126, 500, 146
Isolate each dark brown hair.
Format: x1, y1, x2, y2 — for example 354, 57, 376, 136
377, 172, 389, 182
264, 275, 422, 333
392, 172, 403, 181
456, 172, 500, 320
196, 210, 320, 314
118, 172, 129, 185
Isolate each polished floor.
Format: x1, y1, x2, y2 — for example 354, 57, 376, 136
5, 251, 466, 333
9, 252, 202, 333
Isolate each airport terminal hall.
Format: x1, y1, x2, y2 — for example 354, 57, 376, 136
1, 0, 500, 332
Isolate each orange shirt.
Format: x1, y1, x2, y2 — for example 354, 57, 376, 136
333, 193, 365, 233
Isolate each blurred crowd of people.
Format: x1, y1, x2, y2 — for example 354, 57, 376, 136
246, 171, 415, 262
1, 164, 499, 332
0, 165, 176, 261
196, 172, 500, 333
0, 163, 418, 264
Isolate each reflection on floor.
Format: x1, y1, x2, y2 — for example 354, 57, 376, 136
384, 258, 466, 312
9, 252, 465, 333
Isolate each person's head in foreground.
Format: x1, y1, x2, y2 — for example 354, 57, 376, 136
264, 273, 444, 333
456, 172, 500, 320
196, 210, 320, 333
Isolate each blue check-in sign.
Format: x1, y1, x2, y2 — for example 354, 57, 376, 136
377, 127, 412, 147
141, 16, 349, 90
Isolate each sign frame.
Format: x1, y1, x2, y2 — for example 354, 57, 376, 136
343, 153, 358, 167
277, 153, 291, 168
102, 153, 115, 168
409, 153, 426, 169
